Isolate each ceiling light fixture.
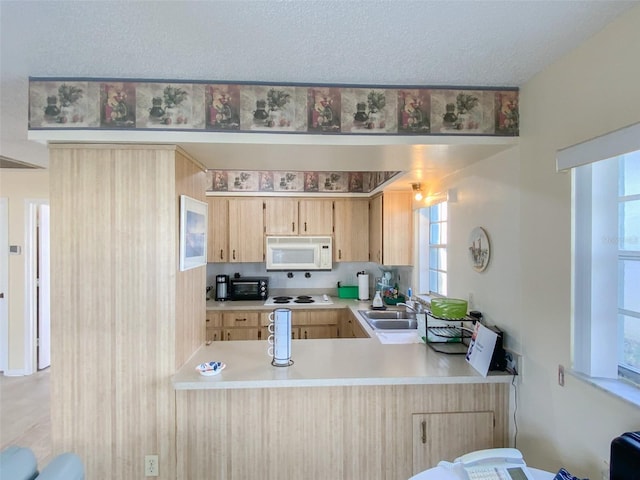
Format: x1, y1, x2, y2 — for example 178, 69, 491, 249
412, 183, 423, 201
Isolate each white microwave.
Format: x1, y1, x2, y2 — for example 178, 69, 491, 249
265, 236, 332, 271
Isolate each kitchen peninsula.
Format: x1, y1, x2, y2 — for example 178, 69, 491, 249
173, 299, 512, 480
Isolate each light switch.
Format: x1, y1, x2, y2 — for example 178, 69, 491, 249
9, 245, 21, 255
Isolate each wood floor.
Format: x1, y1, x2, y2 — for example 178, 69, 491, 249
0, 369, 52, 466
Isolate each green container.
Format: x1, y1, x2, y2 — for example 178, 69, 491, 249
430, 297, 468, 319
337, 285, 358, 299
383, 294, 406, 305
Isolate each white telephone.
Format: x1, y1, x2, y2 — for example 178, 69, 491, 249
438, 448, 535, 480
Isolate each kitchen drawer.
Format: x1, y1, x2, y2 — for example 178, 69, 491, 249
222, 312, 259, 327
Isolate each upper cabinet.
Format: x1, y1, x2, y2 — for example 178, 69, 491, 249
264, 198, 299, 235
228, 198, 265, 262
298, 199, 333, 235
333, 198, 369, 262
264, 198, 333, 236
207, 197, 229, 263
208, 195, 408, 265
369, 191, 413, 266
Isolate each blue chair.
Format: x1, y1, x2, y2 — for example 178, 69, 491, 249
36, 452, 84, 480
0, 445, 39, 480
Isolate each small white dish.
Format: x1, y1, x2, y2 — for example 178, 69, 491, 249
195, 361, 226, 376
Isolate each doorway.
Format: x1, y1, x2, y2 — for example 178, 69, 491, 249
25, 200, 50, 374
0, 198, 8, 373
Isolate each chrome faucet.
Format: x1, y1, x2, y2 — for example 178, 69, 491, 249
397, 302, 423, 314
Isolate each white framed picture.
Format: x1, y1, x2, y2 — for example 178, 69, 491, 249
179, 195, 208, 271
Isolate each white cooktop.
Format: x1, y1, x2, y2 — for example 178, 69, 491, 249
263, 294, 333, 307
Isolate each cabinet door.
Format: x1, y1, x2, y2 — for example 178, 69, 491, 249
206, 327, 223, 342
382, 191, 413, 266
300, 325, 337, 339
299, 199, 333, 235
228, 198, 264, 262
207, 197, 228, 263
334, 199, 369, 262
223, 328, 262, 341
369, 194, 382, 263
206, 311, 222, 327
412, 411, 494, 473
264, 198, 298, 235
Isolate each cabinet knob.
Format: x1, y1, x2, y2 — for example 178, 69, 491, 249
220, 249, 223, 260
338, 249, 342, 259
292, 222, 295, 232
232, 249, 236, 260
304, 222, 307, 232
421, 420, 427, 444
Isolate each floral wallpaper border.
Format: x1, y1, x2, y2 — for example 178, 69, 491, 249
29, 78, 519, 136
206, 170, 400, 194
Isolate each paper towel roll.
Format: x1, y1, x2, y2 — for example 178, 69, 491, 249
358, 274, 369, 301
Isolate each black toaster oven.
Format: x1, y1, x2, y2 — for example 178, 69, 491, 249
228, 277, 269, 301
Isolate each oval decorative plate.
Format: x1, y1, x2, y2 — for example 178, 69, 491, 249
468, 226, 490, 272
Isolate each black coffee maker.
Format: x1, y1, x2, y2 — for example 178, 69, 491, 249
215, 275, 229, 301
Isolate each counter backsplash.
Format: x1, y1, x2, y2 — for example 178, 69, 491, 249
206, 262, 414, 297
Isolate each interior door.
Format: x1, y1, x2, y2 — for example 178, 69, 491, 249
0, 198, 8, 372
37, 204, 51, 370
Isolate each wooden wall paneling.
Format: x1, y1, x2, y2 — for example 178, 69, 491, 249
176, 383, 508, 479
174, 149, 207, 369
49, 144, 186, 480
50, 147, 116, 475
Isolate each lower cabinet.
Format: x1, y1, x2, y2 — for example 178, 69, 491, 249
339, 310, 369, 338
176, 383, 508, 479
222, 311, 262, 341
206, 312, 222, 342
412, 411, 495, 474
209, 308, 368, 341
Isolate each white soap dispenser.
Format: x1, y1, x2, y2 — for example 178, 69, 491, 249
372, 290, 384, 308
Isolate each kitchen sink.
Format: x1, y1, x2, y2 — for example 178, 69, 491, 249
358, 310, 417, 330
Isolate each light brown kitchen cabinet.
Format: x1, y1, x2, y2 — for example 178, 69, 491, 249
411, 411, 495, 473
206, 197, 229, 263
333, 198, 369, 262
206, 311, 223, 342
228, 198, 264, 262
223, 328, 262, 341
298, 199, 333, 235
339, 310, 369, 338
221, 311, 262, 340
259, 309, 338, 339
264, 198, 298, 235
369, 191, 413, 266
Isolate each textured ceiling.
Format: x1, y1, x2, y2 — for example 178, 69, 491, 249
1, 0, 637, 188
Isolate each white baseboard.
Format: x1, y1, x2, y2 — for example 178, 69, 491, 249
2, 369, 26, 376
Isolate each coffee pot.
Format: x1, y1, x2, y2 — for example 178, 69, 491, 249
215, 274, 229, 301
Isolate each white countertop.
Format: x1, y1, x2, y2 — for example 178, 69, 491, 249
174, 299, 513, 390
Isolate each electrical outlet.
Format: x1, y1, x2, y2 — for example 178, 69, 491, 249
145, 455, 159, 477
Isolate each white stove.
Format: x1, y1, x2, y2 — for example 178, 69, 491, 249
264, 294, 333, 307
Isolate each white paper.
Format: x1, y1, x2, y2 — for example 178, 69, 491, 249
465, 323, 498, 377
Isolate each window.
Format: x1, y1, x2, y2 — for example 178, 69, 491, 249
418, 202, 448, 296
618, 152, 640, 384
573, 148, 640, 388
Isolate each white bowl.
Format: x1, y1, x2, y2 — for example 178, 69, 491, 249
195, 361, 226, 376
